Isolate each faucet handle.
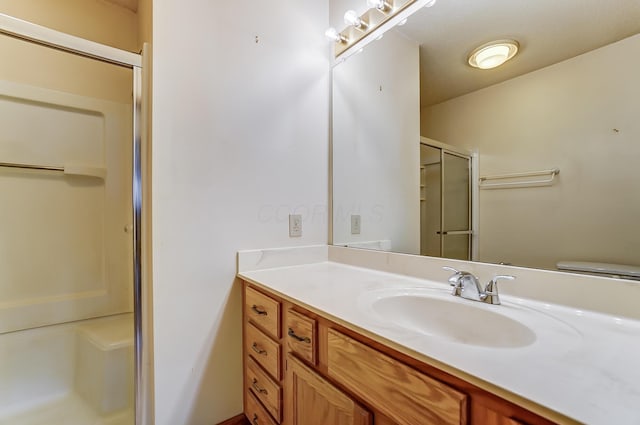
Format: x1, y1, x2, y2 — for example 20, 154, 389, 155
484, 275, 515, 305
442, 266, 461, 285
443, 266, 465, 296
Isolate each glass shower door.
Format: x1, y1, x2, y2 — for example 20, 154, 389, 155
441, 152, 471, 260
420, 142, 471, 260
0, 33, 134, 425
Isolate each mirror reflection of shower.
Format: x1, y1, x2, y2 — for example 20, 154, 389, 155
420, 139, 472, 261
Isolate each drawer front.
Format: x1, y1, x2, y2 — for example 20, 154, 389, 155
285, 309, 316, 364
246, 286, 281, 338
246, 322, 281, 380
327, 329, 468, 425
247, 356, 282, 423
246, 390, 278, 425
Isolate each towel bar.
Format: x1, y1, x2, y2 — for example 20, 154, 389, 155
479, 168, 559, 189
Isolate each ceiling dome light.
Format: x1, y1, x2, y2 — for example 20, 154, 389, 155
468, 40, 519, 70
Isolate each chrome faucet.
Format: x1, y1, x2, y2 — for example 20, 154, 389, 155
443, 267, 514, 305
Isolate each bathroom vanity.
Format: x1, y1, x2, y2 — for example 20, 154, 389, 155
237, 246, 640, 425
241, 282, 550, 425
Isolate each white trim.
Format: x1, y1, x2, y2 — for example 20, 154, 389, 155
0, 13, 141, 68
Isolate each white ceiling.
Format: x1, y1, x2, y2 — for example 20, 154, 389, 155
104, 0, 138, 13
396, 0, 640, 107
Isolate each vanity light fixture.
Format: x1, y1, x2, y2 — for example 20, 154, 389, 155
327, 0, 438, 61
468, 39, 519, 70
344, 10, 368, 30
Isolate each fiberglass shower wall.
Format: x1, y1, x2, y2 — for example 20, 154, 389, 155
0, 33, 134, 423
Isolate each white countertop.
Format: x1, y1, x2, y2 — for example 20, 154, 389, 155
238, 253, 640, 425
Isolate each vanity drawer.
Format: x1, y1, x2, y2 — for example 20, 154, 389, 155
246, 390, 278, 425
246, 356, 282, 423
327, 329, 468, 425
285, 309, 317, 364
246, 322, 281, 380
246, 286, 281, 339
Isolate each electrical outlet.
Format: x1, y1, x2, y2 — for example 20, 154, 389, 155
289, 214, 302, 237
351, 214, 361, 235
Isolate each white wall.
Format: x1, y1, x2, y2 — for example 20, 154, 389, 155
422, 34, 640, 270
152, 1, 329, 424
332, 29, 420, 254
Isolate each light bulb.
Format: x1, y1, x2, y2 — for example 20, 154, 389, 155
325, 27, 346, 43
367, 0, 390, 11
344, 10, 365, 28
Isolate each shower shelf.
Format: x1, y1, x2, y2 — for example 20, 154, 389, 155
479, 168, 559, 190
0, 161, 106, 179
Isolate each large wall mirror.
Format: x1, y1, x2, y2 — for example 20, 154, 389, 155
331, 0, 640, 278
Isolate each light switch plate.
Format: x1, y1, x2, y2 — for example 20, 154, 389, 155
289, 214, 302, 237
351, 214, 361, 235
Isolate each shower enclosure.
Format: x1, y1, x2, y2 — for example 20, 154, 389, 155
420, 140, 472, 260
0, 14, 143, 425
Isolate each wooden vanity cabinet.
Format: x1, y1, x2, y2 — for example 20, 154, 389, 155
242, 281, 554, 425
286, 354, 372, 425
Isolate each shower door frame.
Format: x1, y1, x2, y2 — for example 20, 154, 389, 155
420, 137, 474, 260
0, 13, 148, 425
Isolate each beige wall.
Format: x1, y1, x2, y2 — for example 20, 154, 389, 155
137, 0, 152, 49
0, 0, 137, 52
0, 0, 138, 103
422, 34, 640, 270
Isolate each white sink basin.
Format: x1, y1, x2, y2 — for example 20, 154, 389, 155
359, 287, 579, 349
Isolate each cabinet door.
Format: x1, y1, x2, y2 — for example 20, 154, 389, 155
286, 355, 371, 425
